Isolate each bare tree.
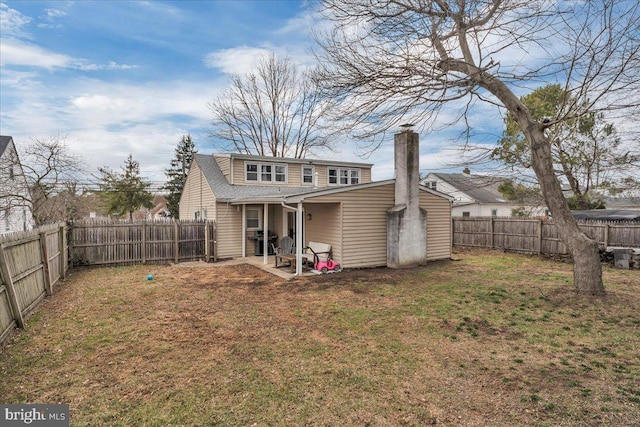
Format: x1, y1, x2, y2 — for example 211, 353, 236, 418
2, 136, 86, 226
315, 0, 640, 295
209, 53, 333, 158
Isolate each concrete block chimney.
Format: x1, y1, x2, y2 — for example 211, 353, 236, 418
387, 127, 427, 268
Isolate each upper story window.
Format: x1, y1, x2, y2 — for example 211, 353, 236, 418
275, 165, 286, 182
246, 163, 258, 181
9, 166, 14, 180
427, 181, 437, 190
261, 164, 272, 181
245, 161, 288, 184
302, 166, 315, 185
328, 167, 360, 186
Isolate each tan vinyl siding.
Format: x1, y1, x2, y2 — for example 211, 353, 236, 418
303, 184, 452, 268
215, 202, 243, 258
215, 156, 231, 182
303, 203, 342, 264
361, 168, 372, 183
304, 185, 395, 268
179, 161, 217, 221
232, 157, 372, 187
419, 191, 452, 260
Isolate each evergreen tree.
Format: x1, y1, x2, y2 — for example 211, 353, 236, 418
98, 155, 154, 220
164, 134, 197, 218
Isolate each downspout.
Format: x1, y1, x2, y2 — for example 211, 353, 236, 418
263, 203, 268, 265
296, 201, 303, 276
241, 204, 246, 257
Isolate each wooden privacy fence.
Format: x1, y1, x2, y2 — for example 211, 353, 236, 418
453, 217, 640, 255
71, 219, 217, 266
0, 222, 69, 346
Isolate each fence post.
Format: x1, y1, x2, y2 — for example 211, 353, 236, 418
39, 231, 53, 296
0, 244, 25, 329
142, 222, 147, 265
174, 222, 179, 264
205, 221, 210, 262
604, 224, 610, 248
59, 224, 66, 280
537, 219, 543, 255
213, 221, 217, 262
489, 218, 495, 249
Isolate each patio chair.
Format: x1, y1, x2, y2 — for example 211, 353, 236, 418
273, 236, 295, 270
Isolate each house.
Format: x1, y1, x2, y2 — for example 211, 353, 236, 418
180, 130, 453, 274
0, 136, 34, 234
421, 169, 546, 217
132, 194, 170, 220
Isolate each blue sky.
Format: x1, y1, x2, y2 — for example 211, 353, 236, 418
1, 0, 499, 187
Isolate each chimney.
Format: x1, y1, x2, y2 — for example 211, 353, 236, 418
387, 125, 427, 268
394, 124, 420, 209
463, 167, 471, 174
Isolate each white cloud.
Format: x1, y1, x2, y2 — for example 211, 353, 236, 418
0, 3, 32, 37
0, 38, 71, 69
0, 38, 137, 71
44, 8, 67, 18
203, 45, 274, 74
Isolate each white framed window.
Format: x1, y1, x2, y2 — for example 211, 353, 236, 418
462, 212, 470, 218
302, 165, 315, 185
245, 162, 258, 182
428, 181, 437, 190
245, 161, 287, 183
328, 168, 338, 185
328, 167, 360, 185
350, 169, 360, 184
246, 207, 262, 230
275, 164, 286, 182
260, 164, 272, 181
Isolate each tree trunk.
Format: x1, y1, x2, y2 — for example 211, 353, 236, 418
527, 126, 604, 295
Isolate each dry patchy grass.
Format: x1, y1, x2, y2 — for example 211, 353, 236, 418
1, 249, 639, 426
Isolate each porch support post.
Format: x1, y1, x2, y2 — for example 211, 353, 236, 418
296, 202, 303, 276
263, 203, 269, 265
241, 204, 246, 257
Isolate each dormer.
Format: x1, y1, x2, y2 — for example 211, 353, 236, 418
213, 153, 372, 187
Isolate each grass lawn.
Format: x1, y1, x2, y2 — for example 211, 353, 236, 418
1, 249, 639, 426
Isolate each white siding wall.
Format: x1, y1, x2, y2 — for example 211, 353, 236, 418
0, 140, 33, 234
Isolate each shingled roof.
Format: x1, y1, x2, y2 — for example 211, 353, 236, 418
432, 172, 509, 204
194, 154, 320, 202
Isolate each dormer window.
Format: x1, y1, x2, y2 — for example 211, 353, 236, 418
328, 167, 360, 185
302, 166, 315, 185
245, 161, 288, 184
246, 163, 258, 181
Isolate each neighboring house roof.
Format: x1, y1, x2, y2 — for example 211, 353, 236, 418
572, 209, 640, 221
604, 196, 640, 210
0, 135, 14, 158
429, 172, 509, 204
195, 154, 452, 203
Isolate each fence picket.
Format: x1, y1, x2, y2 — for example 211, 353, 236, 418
453, 217, 640, 254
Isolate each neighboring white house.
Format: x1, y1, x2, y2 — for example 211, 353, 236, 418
0, 136, 34, 234
421, 169, 547, 217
